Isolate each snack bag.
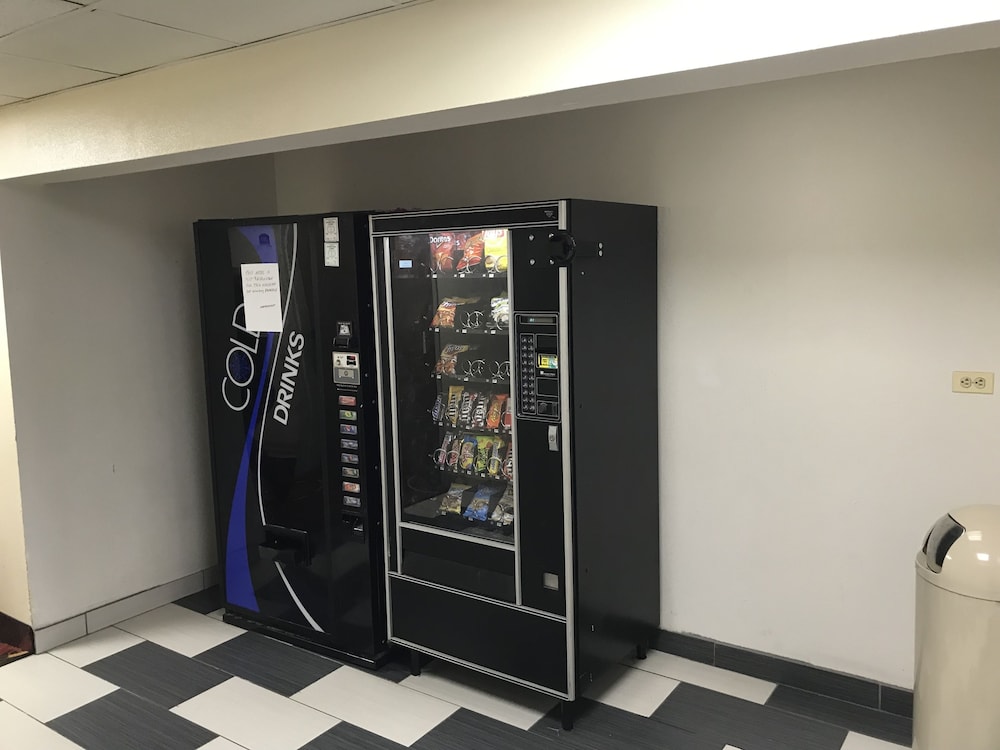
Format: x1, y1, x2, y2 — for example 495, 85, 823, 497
431, 296, 479, 328
446, 385, 463, 426
447, 434, 463, 467
429, 232, 456, 272
463, 486, 495, 522
435, 344, 471, 376
487, 438, 506, 477
502, 442, 513, 479
459, 390, 478, 428
471, 392, 490, 429
501, 395, 513, 429
490, 486, 515, 527
474, 436, 494, 473
490, 296, 510, 329
483, 230, 509, 273
486, 394, 507, 430
430, 392, 445, 422
456, 231, 485, 273
438, 482, 470, 515
458, 435, 477, 470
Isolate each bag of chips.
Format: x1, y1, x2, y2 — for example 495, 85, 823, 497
431, 296, 479, 328
429, 232, 456, 272
490, 486, 515, 527
458, 434, 477, 470
483, 230, 509, 273
456, 231, 485, 273
474, 436, 493, 473
487, 438, 506, 477
463, 485, 495, 522
438, 482, 470, 515
490, 296, 510, 329
435, 344, 471, 376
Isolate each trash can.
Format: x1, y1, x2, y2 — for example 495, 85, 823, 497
914, 505, 1000, 750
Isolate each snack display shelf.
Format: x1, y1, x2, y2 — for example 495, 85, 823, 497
433, 373, 509, 385
430, 327, 507, 336
428, 271, 508, 280
430, 420, 510, 435
432, 463, 511, 482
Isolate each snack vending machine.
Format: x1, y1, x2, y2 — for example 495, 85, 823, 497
371, 200, 659, 725
195, 213, 387, 666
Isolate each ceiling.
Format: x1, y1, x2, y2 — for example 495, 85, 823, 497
0, 0, 420, 106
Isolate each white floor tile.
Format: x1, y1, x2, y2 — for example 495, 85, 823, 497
841, 732, 911, 749
0, 702, 85, 749
0, 654, 116, 722
583, 664, 680, 717
49, 627, 144, 668
198, 738, 250, 750
625, 650, 776, 704
401, 661, 557, 730
293, 665, 458, 747
116, 604, 242, 657
172, 677, 337, 750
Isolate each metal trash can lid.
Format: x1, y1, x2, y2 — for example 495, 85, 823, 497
916, 505, 1000, 600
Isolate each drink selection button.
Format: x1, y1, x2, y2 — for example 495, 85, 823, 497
343, 481, 361, 493
338, 395, 357, 407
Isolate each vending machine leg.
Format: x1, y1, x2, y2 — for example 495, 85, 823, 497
560, 699, 575, 730
636, 641, 648, 660
409, 648, 422, 677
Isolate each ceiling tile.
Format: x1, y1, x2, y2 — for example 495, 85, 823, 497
0, 94, 22, 105
92, 0, 394, 44
0, 53, 112, 98
0, 0, 78, 38
0, 9, 234, 74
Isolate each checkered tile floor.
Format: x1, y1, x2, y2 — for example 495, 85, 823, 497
0, 592, 912, 750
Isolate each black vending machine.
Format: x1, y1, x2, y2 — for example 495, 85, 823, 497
194, 213, 387, 666
371, 200, 659, 725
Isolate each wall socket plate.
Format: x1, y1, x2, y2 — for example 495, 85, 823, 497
952, 371, 994, 394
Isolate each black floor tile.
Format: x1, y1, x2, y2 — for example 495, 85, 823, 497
302, 721, 407, 749
715, 644, 880, 708
172, 587, 222, 615
530, 698, 720, 750
84, 642, 229, 709
48, 689, 215, 750
768, 685, 912, 746
655, 631, 715, 666
654, 683, 848, 750
880, 684, 913, 718
195, 631, 341, 695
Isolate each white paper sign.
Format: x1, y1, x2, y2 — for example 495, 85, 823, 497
324, 241, 340, 267
240, 263, 282, 332
323, 217, 340, 242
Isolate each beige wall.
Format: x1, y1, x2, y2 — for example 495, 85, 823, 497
1, 0, 999, 181
0, 156, 277, 628
275, 49, 1000, 687
0, 254, 30, 625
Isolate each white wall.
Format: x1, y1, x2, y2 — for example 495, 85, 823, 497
2, 0, 1000, 181
0, 157, 277, 628
0, 255, 31, 626
275, 49, 1000, 687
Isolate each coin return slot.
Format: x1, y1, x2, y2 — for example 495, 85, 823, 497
542, 572, 560, 590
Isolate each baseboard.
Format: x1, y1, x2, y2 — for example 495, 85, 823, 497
656, 629, 913, 719
0, 610, 33, 653
32, 567, 218, 653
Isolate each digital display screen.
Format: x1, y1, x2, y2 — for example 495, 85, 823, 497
525, 315, 556, 325
399, 259, 413, 269
537, 354, 558, 370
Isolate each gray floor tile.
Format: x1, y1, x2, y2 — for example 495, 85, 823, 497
195, 631, 341, 695
653, 683, 848, 750
530, 698, 720, 749
302, 721, 408, 749
767, 686, 912, 746
415, 709, 558, 750
84, 641, 229, 709
48, 689, 215, 750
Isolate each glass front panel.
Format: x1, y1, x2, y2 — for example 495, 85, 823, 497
385, 229, 516, 549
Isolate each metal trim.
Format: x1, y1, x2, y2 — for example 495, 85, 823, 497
389, 636, 571, 700
382, 240, 405, 580
370, 200, 562, 225
370, 232, 393, 639
388, 572, 566, 623
507, 229, 523, 606
399, 521, 515, 551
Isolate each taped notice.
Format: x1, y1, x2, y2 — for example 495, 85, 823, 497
240, 263, 282, 332
323, 217, 340, 242
324, 242, 340, 267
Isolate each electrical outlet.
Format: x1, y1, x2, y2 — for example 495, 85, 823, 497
952, 371, 994, 394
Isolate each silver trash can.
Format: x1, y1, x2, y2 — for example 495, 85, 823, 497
914, 505, 1000, 750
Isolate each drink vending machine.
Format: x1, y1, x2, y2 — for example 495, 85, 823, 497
194, 213, 388, 665
370, 200, 660, 725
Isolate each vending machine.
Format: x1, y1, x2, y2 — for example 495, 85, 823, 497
194, 213, 387, 666
370, 200, 659, 725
